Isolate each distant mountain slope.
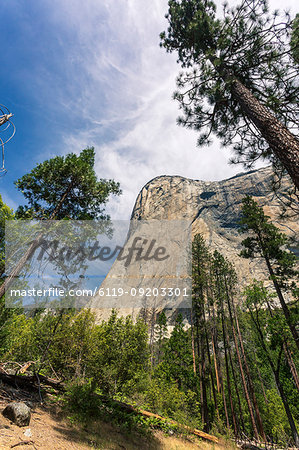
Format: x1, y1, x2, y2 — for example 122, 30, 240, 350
131, 166, 297, 286
90, 166, 297, 321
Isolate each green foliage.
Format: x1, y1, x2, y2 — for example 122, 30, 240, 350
15, 147, 121, 219
90, 311, 150, 395
245, 280, 287, 337
64, 378, 100, 420
244, 280, 299, 442
1, 282, 298, 444
239, 196, 298, 351
0, 312, 31, 357
263, 389, 293, 444
0, 309, 97, 377
0, 194, 14, 277
192, 233, 210, 303
1, 227, 298, 444
64, 379, 176, 434
0, 195, 15, 347
155, 310, 167, 343
0, 307, 148, 394
161, 0, 298, 168
154, 310, 168, 365
142, 377, 201, 428
244, 281, 284, 355
240, 196, 298, 290
157, 314, 195, 392
290, 14, 299, 64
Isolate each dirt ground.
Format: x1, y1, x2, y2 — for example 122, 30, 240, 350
0, 399, 237, 450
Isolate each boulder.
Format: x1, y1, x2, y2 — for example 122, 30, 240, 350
2, 402, 31, 427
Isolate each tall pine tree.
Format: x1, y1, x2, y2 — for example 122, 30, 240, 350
240, 196, 299, 350
160, 0, 299, 187
0, 148, 121, 298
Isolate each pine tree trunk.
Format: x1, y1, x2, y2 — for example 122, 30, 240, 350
265, 298, 299, 391
222, 310, 238, 435
230, 77, 299, 189
263, 254, 299, 351
212, 303, 230, 430
227, 334, 245, 433
211, 336, 220, 393
255, 358, 269, 405
195, 306, 209, 431
232, 300, 266, 442
249, 307, 299, 447
283, 342, 299, 392
191, 308, 197, 374
274, 371, 299, 448
231, 318, 259, 440
149, 309, 157, 370
211, 306, 221, 394
220, 366, 230, 431
226, 293, 260, 440
200, 329, 210, 431
205, 311, 218, 412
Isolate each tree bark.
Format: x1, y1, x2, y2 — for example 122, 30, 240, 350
227, 334, 245, 433
263, 253, 299, 351
212, 302, 230, 430
200, 330, 210, 431
249, 307, 299, 447
255, 357, 269, 405
274, 371, 299, 448
265, 297, 299, 391
283, 342, 299, 392
225, 292, 260, 440
205, 311, 218, 412
195, 306, 210, 431
190, 307, 197, 374
230, 77, 299, 189
232, 299, 266, 442
222, 310, 238, 435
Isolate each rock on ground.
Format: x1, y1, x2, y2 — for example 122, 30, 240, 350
2, 402, 31, 427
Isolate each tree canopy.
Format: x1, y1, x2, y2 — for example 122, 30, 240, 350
0, 147, 121, 300
0, 195, 14, 278
15, 147, 121, 220
240, 196, 299, 350
160, 0, 299, 186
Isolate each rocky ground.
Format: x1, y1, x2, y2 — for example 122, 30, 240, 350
0, 399, 236, 450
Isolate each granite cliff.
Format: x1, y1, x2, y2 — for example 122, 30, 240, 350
131, 166, 297, 287
90, 166, 297, 320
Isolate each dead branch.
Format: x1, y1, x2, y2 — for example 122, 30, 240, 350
10, 440, 36, 449
0, 371, 65, 393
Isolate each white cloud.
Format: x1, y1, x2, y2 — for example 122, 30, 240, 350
43, 0, 296, 219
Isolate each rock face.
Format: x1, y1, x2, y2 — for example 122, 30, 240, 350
131, 166, 297, 288
91, 166, 297, 321
2, 402, 31, 427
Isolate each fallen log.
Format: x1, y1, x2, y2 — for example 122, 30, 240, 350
96, 394, 219, 444
138, 409, 219, 444
0, 371, 64, 392
0, 372, 219, 444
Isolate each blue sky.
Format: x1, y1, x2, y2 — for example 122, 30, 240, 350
0, 0, 297, 219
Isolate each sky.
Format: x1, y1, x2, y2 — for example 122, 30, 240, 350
0, 0, 297, 219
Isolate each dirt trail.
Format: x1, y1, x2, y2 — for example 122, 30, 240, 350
0, 400, 235, 450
